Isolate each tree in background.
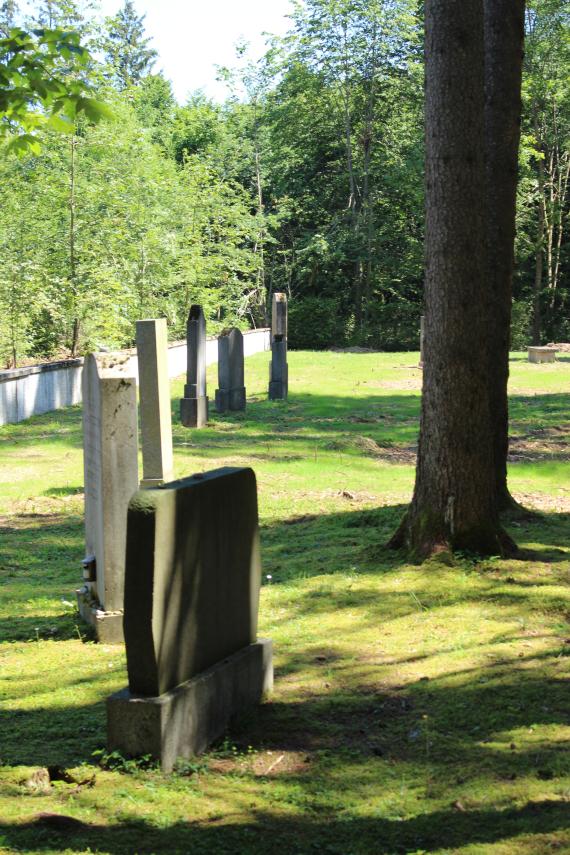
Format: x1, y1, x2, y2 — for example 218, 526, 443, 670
104, 0, 157, 89
390, 0, 515, 558
484, 0, 526, 511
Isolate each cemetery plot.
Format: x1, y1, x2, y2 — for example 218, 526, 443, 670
0, 351, 568, 855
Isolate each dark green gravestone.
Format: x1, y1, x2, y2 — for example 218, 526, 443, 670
107, 467, 273, 769
215, 328, 246, 413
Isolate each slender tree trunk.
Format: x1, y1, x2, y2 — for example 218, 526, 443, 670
483, 0, 525, 511
532, 151, 545, 346
69, 134, 80, 357
390, 0, 514, 558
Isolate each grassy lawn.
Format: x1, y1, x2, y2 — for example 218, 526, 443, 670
0, 350, 569, 854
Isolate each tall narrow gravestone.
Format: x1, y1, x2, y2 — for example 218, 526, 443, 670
180, 305, 208, 428
268, 292, 288, 400
136, 319, 174, 487
107, 468, 273, 771
77, 353, 139, 643
215, 328, 246, 413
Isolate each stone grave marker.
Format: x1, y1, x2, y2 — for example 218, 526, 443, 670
180, 305, 208, 428
77, 353, 139, 643
268, 292, 288, 400
107, 467, 273, 770
215, 328, 246, 413
136, 319, 174, 487
527, 345, 558, 364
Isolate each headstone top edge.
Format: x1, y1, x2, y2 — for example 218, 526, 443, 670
85, 351, 135, 379
129, 466, 256, 510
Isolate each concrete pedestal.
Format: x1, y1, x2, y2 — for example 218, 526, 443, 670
76, 586, 124, 643
107, 639, 273, 771
528, 346, 558, 364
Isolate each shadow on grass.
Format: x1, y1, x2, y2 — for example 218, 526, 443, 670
0, 800, 568, 854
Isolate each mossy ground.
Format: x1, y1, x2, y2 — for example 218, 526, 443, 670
0, 351, 568, 854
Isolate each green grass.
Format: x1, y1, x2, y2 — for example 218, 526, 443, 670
0, 350, 569, 854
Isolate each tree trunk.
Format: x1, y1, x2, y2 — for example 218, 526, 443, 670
390, 0, 514, 558
483, 0, 525, 511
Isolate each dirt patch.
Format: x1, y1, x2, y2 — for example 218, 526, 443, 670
366, 377, 422, 391
512, 492, 570, 514
509, 425, 570, 463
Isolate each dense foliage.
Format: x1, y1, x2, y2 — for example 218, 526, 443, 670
0, 0, 568, 366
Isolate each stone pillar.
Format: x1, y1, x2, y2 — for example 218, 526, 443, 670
419, 315, 425, 368
180, 305, 208, 428
136, 319, 174, 487
215, 328, 246, 413
78, 353, 139, 642
268, 293, 288, 400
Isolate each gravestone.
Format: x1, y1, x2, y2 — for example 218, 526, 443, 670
180, 305, 208, 428
136, 319, 174, 487
107, 467, 273, 770
77, 353, 139, 643
528, 345, 558, 364
215, 328, 246, 413
419, 315, 425, 368
268, 292, 288, 400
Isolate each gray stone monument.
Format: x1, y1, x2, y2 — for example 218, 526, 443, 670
136, 319, 174, 487
180, 305, 208, 428
419, 314, 425, 368
268, 292, 288, 400
215, 328, 246, 413
107, 467, 273, 770
77, 353, 139, 643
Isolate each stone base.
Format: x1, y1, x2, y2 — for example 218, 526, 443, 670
214, 388, 229, 413
215, 388, 246, 413
229, 386, 246, 411
76, 587, 124, 643
528, 346, 558, 364
140, 477, 166, 488
107, 640, 273, 772
269, 380, 287, 400
180, 395, 208, 428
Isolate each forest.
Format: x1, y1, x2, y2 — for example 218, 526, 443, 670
0, 0, 568, 367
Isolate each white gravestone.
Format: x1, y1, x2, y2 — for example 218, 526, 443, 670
136, 319, 174, 487
78, 353, 139, 642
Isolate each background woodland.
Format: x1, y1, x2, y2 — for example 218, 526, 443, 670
0, 0, 568, 367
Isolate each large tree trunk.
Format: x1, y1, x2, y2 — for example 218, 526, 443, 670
390, 0, 514, 558
484, 0, 525, 511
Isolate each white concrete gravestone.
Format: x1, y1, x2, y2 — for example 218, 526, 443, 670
136, 319, 174, 487
77, 353, 139, 643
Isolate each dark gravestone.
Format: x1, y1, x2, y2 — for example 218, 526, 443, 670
180, 305, 208, 428
268, 293, 288, 400
107, 468, 273, 769
215, 328, 246, 413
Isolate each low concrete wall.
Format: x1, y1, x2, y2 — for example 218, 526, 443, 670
0, 328, 270, 426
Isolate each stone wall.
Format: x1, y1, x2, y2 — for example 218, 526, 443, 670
0, 328, 270, 426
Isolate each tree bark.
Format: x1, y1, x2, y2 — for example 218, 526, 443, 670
390, 0, 514, 558
483, 0, 525, 511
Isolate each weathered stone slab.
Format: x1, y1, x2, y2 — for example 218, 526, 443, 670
528, 346, 558, 364
123, 467, 262, 697
269, 293, 288, 400
107, 466, 271, 765
180, 305, 208, 427
215, 328, 246, 413
136, 319, 174, 487
107, 639, 273, 771
78, 353, 138, 639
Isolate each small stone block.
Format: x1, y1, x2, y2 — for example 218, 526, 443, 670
107, 639, 273, 771
180, 396, 208, 428
528, 346, 558, 364
76, 590, 124, 644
